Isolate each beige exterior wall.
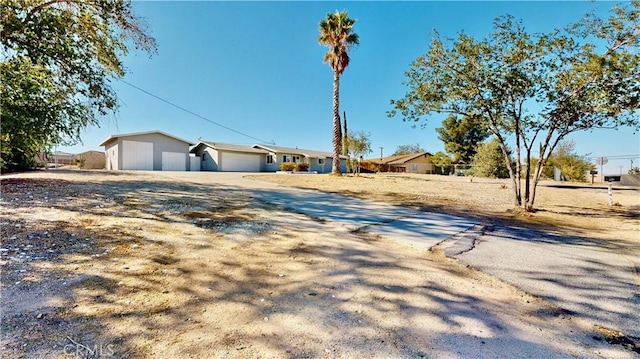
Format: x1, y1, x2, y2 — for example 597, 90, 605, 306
404, 155, 436, 174
74, 151, 105, 169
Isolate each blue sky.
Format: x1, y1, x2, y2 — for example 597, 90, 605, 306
60, 1, 639, 174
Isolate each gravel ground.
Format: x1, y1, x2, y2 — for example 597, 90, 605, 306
1, 169, 638, 358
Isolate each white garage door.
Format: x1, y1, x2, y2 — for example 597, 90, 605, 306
221, 152, 260, 172
162, 152, 186, 171
122, 140, 153, 170
189, 156, 201, 171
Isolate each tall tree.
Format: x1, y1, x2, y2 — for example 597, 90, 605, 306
392, 143, 425, 156
1, 0, 156, 171
436, 114, 490, 164
318, 11, 359, 175
389, 2, 639, 211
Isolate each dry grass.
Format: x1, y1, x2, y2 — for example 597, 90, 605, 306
247, 173, 640, 243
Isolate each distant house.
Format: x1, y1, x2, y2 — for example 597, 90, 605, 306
73, 150, 105, 169
252, 144, 347, 173
35, 151, 74, 167
190, 141, 268, 172
99, 130, 194, 171
366, 152, 436, 174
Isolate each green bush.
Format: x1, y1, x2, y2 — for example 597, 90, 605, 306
295, 162, 309, 172
280, 162, 296, 171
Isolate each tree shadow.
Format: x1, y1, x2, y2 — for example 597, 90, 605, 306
1, 172, 636, 357
455, 226, 640, 343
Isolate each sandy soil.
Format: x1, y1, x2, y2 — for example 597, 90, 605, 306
1, 170, 638, 358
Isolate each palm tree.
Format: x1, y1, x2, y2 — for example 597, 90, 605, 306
318, 11, 359, 175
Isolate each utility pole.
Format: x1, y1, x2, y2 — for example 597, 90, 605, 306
379, 147, 383, 173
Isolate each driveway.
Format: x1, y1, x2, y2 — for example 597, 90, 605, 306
161, 172, 640, 341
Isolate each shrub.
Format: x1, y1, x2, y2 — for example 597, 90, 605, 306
73, 158, 86, 168
295, 162, 309, 172
280, 162, 296, 171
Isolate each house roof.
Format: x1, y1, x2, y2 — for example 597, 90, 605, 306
98, 130, 194, 146
253, 144, 346, 159
368, 152, 432, 165
190, 141, 268, 154
74, 150, 104, 156
52, 151, 75, 157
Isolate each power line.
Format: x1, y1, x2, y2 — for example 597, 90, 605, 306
118, 79, 272, 144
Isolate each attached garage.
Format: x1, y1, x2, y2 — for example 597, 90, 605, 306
190, 141, 267, 172
100, 131, 194, 171
220, 152, 260, 172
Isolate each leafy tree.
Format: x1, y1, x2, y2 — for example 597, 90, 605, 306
430, 151, 453, 175
545, 140, 595, 182
318, 11, 359, 175
436, 114, 490, 164
1, 0, 156, 171
392, 143, 425, 156
344, 130, 372, 175
469, 138, 513, 179
389, 2, 639, 210
629, 167, 640, 175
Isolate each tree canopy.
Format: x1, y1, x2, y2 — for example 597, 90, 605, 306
542, 140, 595, 182
469, 138, 513, 179
1, 0, 156, 171
392, 143, 426, 156
436, 114, 490, 164
389, 1, 639, 210
344, 130, 372, 174
430, 151, 453, 175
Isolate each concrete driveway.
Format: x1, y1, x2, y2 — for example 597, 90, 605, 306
161, 172, 640, 341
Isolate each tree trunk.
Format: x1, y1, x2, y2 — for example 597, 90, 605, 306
523, 147, 532, 209
343, 111, 350, 173
495, 135, 521, 207
527, 162, 545, 210
331, 71, 342, 175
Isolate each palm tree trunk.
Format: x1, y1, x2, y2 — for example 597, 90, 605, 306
331, 71, 342, 175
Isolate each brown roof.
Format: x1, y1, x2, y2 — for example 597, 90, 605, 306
367, 152, 431, 165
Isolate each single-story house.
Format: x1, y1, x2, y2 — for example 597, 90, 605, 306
35, 151, 74, 167
99, 130, 194, 171
252, 144, 347, 173
366, 152, 436, 174
190, 141, 269, 172
189, 141, 346, 173
72, 150, 105, 169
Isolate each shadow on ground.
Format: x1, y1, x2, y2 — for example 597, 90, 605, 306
1, 171, 635, 357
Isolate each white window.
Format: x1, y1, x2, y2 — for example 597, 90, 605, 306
266, 154, 275, 164
283, 155, 291, 162
292, 155, 301, 163
317, 158, 325, 165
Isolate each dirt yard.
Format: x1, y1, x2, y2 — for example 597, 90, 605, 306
1, 170, 638, 358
